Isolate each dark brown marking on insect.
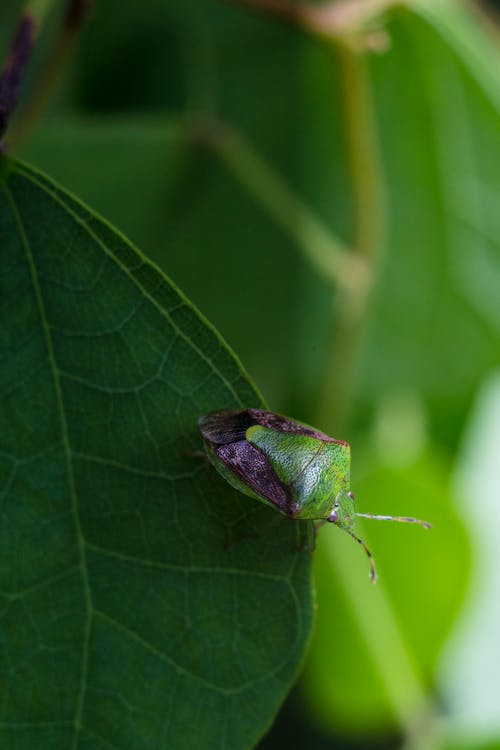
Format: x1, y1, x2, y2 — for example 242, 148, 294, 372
199, 411, 257, 445
247, 409, 344, 443
254, 410, 349, 446
200, 408, 348, 446
215, 440, 293, 514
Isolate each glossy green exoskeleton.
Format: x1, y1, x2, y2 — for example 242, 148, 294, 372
199, 409, 430, 581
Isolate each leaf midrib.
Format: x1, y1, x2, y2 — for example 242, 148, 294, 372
3, 181, 92, 750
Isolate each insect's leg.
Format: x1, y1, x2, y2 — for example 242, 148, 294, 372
344, 527, 377, 583
308, 521, 317, 551
286, 516, 314, 553
183, 449, 207, 460
297, 519, 327, 552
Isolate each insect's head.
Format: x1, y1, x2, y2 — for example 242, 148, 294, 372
329, 492, 431, 583
327, 489, 356, 531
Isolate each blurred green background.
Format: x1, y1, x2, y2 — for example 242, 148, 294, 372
3, 0, 500, 748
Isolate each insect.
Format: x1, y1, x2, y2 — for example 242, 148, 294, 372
199, 408, 430, 581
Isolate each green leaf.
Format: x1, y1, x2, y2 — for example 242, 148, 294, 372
0, 158, 313, 750
355, 5, 500, 448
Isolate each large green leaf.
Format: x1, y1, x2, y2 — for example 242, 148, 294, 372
0, 158, 313, 750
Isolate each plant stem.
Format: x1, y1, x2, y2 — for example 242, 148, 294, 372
317, 40, 442, 749
0, 12, 37, 143
314, 43, 384, 433
7, 0, 93, 150
194, 119, 350, 288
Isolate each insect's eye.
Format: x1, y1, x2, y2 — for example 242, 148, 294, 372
348, 491, 355, 501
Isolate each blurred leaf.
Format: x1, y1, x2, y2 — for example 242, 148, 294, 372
70, 0, 304, 185
414, 0, 500, 110
444, 741, 500, 750
439, 374, 500, 739
356, 5, 500, 446
0, 157, 313, 750
301, 454, 469, 735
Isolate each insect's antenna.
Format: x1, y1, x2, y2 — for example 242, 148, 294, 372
356, 513, 431, 529
344, 528, 377, 583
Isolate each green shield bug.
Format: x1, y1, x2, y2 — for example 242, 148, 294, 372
199, 408, 430, 582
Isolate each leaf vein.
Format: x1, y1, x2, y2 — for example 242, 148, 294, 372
86, 541, 291, 582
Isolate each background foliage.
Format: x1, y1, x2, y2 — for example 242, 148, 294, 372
2, 0, 500, 748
